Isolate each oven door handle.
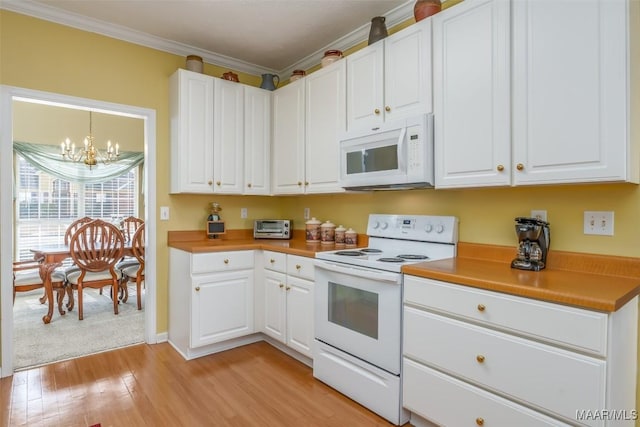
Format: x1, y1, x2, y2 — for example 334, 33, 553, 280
313, 260, 401, 284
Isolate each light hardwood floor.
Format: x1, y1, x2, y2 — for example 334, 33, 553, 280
1, 341, 406, 426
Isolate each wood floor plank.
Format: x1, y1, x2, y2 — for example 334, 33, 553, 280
2, 341, 406, 426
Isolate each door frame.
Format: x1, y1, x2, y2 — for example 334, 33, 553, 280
0, 85, 158, 376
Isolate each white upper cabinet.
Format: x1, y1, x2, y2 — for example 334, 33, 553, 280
433, 0, 511, 188
272, 79, 306, 194
347, 19, 432, 132
244, 85, 272, 195
512, 0, 635, 185
170, 69, 215, 193
272, 61, 346, 195
305, 60, 346, 194
434, 0, 637, 189
213, 78, 244, 194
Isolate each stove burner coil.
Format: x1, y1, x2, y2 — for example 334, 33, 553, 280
360, 248, 383, 253
335, 250, 366, 256
397, 254, 429, 260
377, 257, 406, 263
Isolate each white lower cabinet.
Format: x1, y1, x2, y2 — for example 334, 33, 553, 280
169, 249, 255, 358
262, 251, 314, 358
403, 275, 638, 427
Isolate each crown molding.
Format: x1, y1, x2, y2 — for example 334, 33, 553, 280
1, 0, 420, 77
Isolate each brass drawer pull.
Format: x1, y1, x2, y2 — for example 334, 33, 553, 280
476, 355, 485, 363
476, 417, 484, 426
223, 259, 229, 264
279, 283, 284, 288
296, 264, 301, 270
195, 286, 200, 292
496, 164, 504, 172
516, 163, 524, 171
270, 259, 275, 264
477, 304, 486, 312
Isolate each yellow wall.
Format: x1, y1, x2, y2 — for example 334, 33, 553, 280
2, 7, 640, 405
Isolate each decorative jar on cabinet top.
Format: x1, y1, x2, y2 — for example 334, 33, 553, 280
368, 16, 388, 45
186, 55, 203, 73
321, 50, 343, 68
413, 0, 442, 22
305, 217, 321, 243
320, 220, 336, 244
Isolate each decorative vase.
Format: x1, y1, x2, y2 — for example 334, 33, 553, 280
413, 0, 442, 22
260, 73, 280, 91
368, 16, 388, 45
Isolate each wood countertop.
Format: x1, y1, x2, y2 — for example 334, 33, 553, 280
168, 232, 640, 313
403, 243, 640, 313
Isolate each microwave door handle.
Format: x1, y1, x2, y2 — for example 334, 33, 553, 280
396, 127, 407, 172
313, 260, 402, 284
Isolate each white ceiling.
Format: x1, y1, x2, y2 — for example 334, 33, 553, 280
2, 0, 421, 76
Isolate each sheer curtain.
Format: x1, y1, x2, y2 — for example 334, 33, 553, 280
14, 141, 144, 184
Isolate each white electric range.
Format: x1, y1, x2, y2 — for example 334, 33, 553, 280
313, 214, 459, 425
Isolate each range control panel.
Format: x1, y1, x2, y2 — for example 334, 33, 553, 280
366, 214, 459, 244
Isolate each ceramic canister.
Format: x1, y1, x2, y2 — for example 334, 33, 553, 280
320, 220, 336, 244
334, 225, 346, 245
305, 217, 322, 243
345, 228, 358, 246
186, 55, 203, 73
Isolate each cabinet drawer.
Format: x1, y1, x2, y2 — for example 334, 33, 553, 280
287, 255, 314, 281
403, 358, 570, 427
192, 250, 254, 274
404, 276, 608, 356
263, 250, 287, 273
404, 307, 606, 426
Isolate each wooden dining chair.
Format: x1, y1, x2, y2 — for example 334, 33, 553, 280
66, 219, 125, 320
121, 223, 145, 310
120, 216, 144, 243
13, 260, 67, 318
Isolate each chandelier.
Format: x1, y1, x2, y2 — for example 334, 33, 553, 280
60, 111, 119, 168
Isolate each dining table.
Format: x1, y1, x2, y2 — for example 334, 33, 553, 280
30, 243, 133, 324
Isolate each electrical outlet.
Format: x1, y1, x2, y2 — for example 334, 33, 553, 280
531, 210, 547, 222
584, 211, 614, 236
240, 208, 247, 219
160, 206, 170, 221
304, 208, 310, 220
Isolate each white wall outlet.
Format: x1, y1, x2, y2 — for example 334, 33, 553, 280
531, 210, 547, 222
160, 206, 170, 221
584, 211, 614, 236
240, 208, 248, 219
304, 207, 310, 220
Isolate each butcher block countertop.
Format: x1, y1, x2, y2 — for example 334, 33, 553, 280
403, 243, 640, 313
168, 232, 640, 313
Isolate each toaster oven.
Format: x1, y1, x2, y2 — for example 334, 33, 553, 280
254, 219, 292, 239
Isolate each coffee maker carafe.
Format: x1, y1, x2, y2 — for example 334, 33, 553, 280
511, 217, 550, 271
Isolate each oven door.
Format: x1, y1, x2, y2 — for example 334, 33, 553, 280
314, 260, 402, 375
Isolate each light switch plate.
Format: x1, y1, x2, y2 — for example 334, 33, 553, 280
240, 208, 247, 219
584, 211, 614, 236
160, 206, 170, 221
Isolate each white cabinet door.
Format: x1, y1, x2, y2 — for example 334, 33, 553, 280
433, 0, 511, 188
286, 276, 314, 358
263, 269, 286, 343
244, 86, 271, 195
191, 269, 254, 348
384, 18, 432, 122
305, 60, 346, 194
512, 0, 631, 185
213, 78, 244, 194
346, 42, 384, 131
169, 69, 214, 193
272, 79, 306, 194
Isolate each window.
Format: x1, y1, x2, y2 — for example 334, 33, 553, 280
15, 156, 138, 260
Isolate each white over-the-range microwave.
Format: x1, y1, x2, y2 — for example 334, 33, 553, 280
339, 113, 434, 191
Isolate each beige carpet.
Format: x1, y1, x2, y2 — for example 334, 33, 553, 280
12, 286, 144, 370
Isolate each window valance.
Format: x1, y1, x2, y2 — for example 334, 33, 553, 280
14, 141, 144, 184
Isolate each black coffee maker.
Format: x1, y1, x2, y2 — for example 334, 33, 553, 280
511, 217, 550, 271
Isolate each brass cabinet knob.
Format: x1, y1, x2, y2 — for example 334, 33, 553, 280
223, 259, 229, 264
476, 417, 485, 426
296, 264, 301, 270
270, 259, 275, 264
476, 355, 485, 363
297, 181, 302, 186
216, 181, 221, 186
247, 183, 252, 188
195, 286, 200, 292
279, 283, 284, 288
286, 286, 291, 291
304, 181, 309, 186
374, 108, 380, 114
477, 304, 486, 312
385, 106, 391, 112
516, 163, 524, 171
207, 180, 213, 186
496, 164, 504, 172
